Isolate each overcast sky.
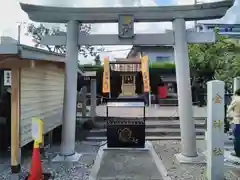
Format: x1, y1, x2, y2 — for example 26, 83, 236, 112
0, 0, 239, 64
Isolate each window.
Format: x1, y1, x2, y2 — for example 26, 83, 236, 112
156, 56, 170, 62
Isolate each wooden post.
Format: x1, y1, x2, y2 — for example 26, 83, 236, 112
11, 68, 21, 174
82, 86, 87, 118
90, 78, 97, 121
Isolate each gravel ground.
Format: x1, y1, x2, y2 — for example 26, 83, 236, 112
152, 140, 239, 180
1, 140, 239, 180
0, 141, 101, 180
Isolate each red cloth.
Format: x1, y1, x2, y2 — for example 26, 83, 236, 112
28, 147, 43, 180
158, 86, 167, 99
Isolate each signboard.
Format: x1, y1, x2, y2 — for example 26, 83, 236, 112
32, 118, 43, 144
141, 56, 150, 92
214, 93, 222, 104
4, 70, 11, 86
102, 57, 110, 93
207, 80, 225, 180
118, 15, 134, 39
107, 118, 145, 148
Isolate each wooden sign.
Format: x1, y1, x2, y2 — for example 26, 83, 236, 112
4, 70, 11, 86
102, 57, 111, 93
141, 56, 150, 92
32, 118, 43, 144
214, 93, 222, 104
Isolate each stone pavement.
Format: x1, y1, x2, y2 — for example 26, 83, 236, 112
90, 142, 164, 180
96, 151, 162, 180
96, 105, 207, 118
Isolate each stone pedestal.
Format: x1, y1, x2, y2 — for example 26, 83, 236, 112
52, 153, 82, 162
89, 141, 168, 180
206, 80, 225, 180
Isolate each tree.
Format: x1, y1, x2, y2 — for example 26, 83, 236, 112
26, 23, 103, 57
188, 30, 240, 91
94, 54, 101, 65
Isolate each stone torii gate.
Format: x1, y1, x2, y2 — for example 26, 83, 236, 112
20, 1, 233, 163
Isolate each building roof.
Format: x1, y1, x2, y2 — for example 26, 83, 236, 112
0, 36, 85, 75
197, 23, 240, 28
196, 23, 240, 39
114, 57, 140, 62
127, 45, 173, 58
0, 37, 64, 62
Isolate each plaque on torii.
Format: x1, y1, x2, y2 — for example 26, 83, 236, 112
118, 15, 135, 39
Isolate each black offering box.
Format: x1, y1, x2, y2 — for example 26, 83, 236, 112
106, 98, 145, 148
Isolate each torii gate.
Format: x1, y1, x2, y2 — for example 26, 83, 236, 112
19, 0, 233, 164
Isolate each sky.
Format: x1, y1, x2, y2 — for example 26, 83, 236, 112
0, 0, 239, 64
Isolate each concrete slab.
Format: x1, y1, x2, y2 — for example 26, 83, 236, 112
89, 141, 170, 180
175, 152, 205, 164
52, 153, 82, 162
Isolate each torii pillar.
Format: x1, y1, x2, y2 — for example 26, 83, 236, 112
54, 20, 82, 161
173, 18, 204, 163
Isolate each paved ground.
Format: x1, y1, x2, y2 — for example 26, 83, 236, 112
1, 140, 239, 179
96, 150, 162, 180
96, 105, 207, 118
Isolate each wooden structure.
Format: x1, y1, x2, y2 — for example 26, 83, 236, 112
0, 43, 66, 148
0, 39, 82, 171
111, 58, 141, 97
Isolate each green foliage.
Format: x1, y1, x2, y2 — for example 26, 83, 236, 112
26, 23, 103, 57
80, 64, 103, 71
149, 62, 175, 69
188, 30, 240, 90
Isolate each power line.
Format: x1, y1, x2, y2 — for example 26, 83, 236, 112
77, 48, 133, 55
97, 48, 132, 53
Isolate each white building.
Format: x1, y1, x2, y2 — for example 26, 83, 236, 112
127, 45, 174, 64
196, 23, 240, 43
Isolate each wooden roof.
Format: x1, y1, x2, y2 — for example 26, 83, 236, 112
0, 42, 83, 75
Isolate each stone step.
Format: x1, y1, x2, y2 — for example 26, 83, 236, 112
85, 135, 205, 141
95, 119, 206, 128
95, 116, 207, 121
158, 99, 199, 106
158, 98, 178, 105
88, 127, 205, 137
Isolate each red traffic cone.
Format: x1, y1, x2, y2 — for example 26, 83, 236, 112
28, 141, 43, 180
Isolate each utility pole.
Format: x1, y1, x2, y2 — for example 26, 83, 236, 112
194, 0, 197, 31
17, 24, 21, 44
16, 22, 26, 44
